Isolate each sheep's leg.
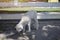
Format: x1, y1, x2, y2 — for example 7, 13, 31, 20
28, 20, 31, 32
35, 19, 39, 30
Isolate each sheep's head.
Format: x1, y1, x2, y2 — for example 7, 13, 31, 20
15, 24, 23, 32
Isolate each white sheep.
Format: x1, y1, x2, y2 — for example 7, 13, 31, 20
15, 16, 31, 32
15, 10, 39, 33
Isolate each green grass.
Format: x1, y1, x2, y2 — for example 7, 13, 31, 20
0, 7, 60, 12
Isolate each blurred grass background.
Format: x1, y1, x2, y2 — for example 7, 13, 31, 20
0, 7, 60, 12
